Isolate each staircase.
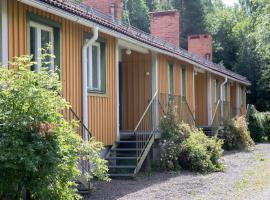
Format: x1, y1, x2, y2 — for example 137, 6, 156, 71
106, 92, 158, 178
62, 106, 92, 194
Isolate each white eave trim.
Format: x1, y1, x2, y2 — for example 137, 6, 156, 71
20, 0, 250, 86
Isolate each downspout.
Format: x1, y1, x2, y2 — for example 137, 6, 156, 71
220, 76, 228, 118
82, 27, 99, 141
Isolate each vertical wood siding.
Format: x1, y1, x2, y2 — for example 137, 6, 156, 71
8, 0, 116, 145
121, 51, 152, 130
157, 54, 195, 115
195, 72, 208, 126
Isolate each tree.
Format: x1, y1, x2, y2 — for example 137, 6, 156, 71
122, 0, 150, 32
0, 54, 109, 199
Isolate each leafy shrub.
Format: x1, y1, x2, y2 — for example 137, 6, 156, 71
0, 55, 109, 200
179, 129, 224, 173
159, 102, 224, 173
246, 105, 266, 142
218, 117, 255, 151
263, 112, 270, 141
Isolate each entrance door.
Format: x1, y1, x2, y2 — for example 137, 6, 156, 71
195, 73, 208, 126
119, 51, 152, 131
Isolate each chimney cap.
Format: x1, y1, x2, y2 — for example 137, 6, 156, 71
188, 33, 212, 39
149, 9, 179, 16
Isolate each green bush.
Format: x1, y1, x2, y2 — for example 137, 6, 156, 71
159, 102, 224, 173
0, 55, 109, 200
246, 105, 266, 142
263, 112, 270, 141
179, 129, 224, 173
218, 116, 254, 151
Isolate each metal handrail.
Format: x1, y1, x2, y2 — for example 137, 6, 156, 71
134, 91, 158, 132
184, 100, 196, 124
133, 91, 158, 162
159, 93, 195, 125
211, 99, 221, 125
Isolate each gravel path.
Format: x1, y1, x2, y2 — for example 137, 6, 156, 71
88, 144, 270, 200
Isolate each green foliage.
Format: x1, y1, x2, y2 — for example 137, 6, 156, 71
246, 105, 266, 142
180, 130, 224, 173
0, 55, 109, 199
263, 113, 270, 141
218, 116, 254, 151
159, 102, 224, 173
122, 0, 150, 32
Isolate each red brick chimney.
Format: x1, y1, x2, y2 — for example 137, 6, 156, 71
83, 0, 122, 20
150, 10, 180, 47
188, 34, 213, 61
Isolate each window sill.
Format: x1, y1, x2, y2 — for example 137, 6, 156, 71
88, 90, 108, 97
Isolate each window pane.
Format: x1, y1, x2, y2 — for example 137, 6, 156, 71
0, 1, 2, 64
41, 30, 51, 68
92, 45, 99, 89
30, 27, 37, 71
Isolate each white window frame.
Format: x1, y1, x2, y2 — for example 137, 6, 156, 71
29, 21, 54, 73
87, 42, 102, 91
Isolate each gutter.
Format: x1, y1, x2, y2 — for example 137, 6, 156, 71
82, 26, 99, 141
220, 76, 228, 118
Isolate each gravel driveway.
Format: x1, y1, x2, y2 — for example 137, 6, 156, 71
88, 144, 270, 200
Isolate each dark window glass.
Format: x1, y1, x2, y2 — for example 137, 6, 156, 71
30, 27, 37, 71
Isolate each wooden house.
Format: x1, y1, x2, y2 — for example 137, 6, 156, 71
0, 0, 250, 179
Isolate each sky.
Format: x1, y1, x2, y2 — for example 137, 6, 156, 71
223, 0, 239, 6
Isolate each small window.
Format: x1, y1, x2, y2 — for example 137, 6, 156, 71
29, 21, 54, 72
224, 84, 228, 101
214, 79, 219, 104
181, 65, 187, 101
0, 1, 2, 64
87, 40, 106, 93
168, 63, 174, 95
239, 86, 243, 106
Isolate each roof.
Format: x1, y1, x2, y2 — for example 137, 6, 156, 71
34, 0, 250, 85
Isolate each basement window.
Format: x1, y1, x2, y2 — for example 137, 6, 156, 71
87, 40, 106, 93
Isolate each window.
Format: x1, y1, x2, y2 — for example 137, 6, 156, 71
181, 65, 187, 101
168, 63, 174, 95
87, 40, 106, 93
239, 86, 243, 106
0, 0, 7, 66
29, 21, 54, 72
214, 79, 219, 104
224, 84, 228, 101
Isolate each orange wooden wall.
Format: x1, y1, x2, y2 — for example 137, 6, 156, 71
121, 51, 152, 131
8, 0, 116, 145
195, 72, 208, 126
157, 54, 195, 113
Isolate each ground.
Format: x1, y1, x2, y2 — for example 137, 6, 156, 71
88, 144, 270, 200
